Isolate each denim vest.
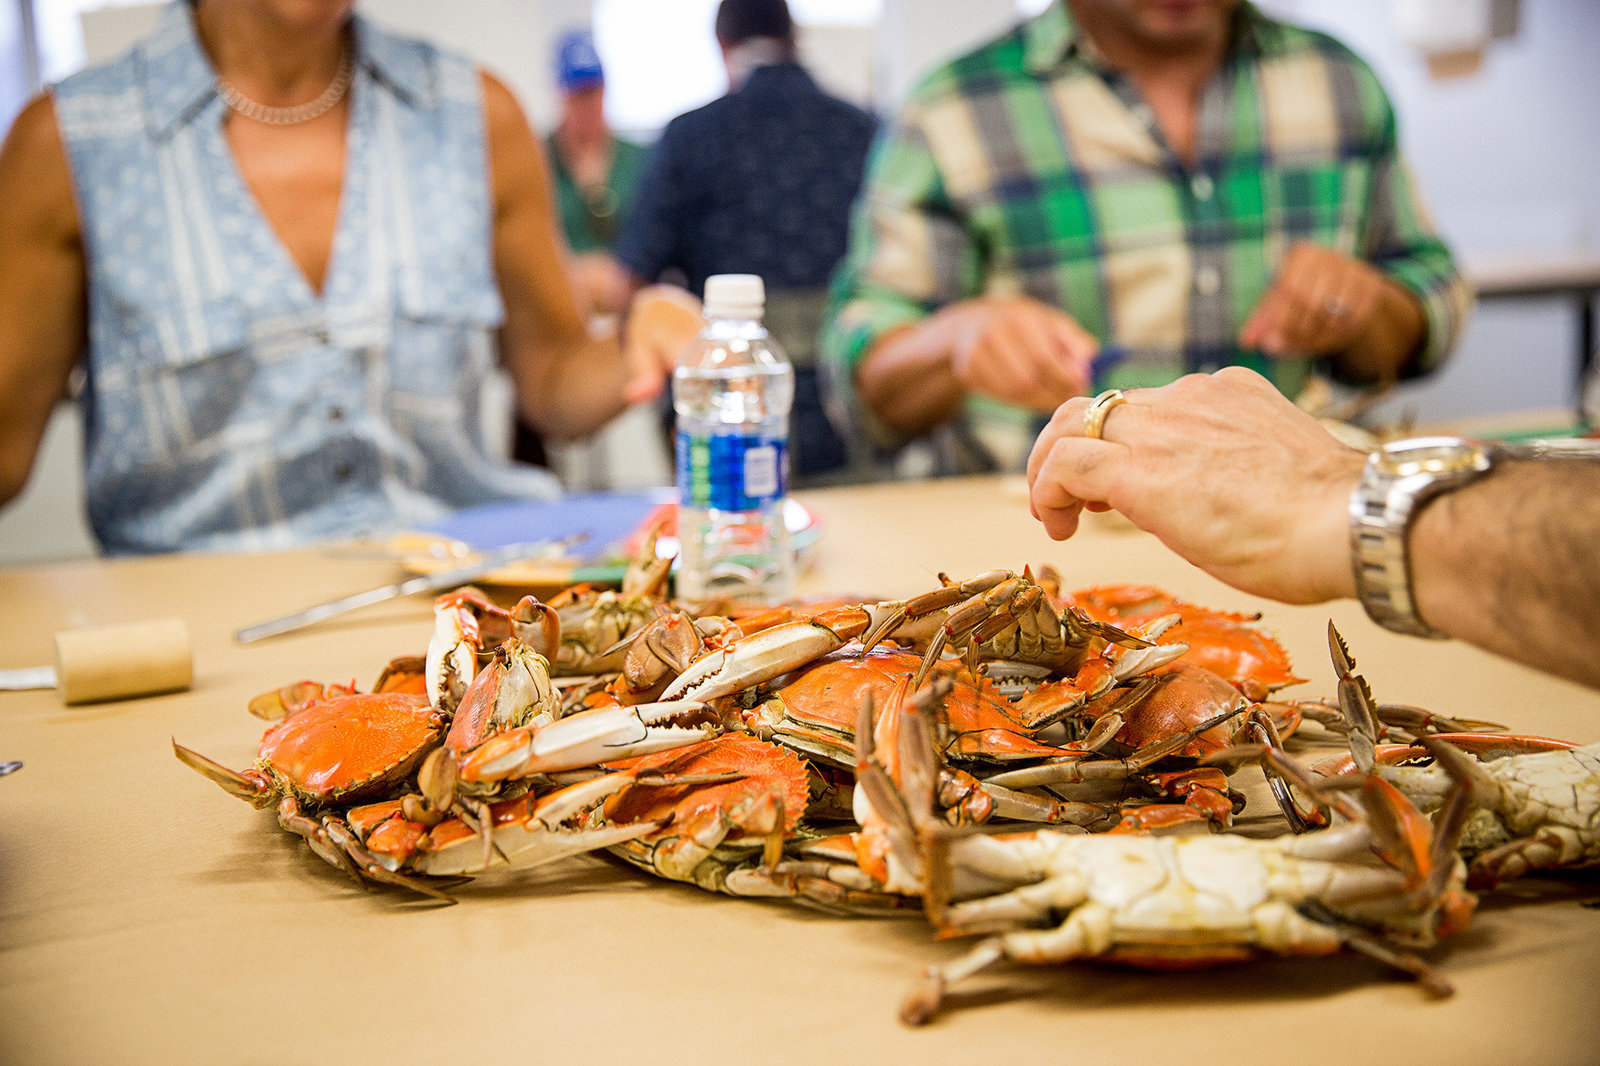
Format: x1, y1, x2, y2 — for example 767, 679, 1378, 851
53, 2, 557, 554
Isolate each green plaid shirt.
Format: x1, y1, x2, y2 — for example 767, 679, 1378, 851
822, 2, 1470, 445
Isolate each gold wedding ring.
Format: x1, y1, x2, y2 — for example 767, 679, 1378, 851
1082, 389, 1128, 440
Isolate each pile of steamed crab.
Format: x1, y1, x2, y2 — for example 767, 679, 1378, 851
175, 530, 1600, 1025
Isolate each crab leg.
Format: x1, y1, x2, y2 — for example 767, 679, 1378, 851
426, 591, 486, 711
979, 704, 1248, 790
171, 740, 277, 807
660, 609, 882, 702
457, 700, 720, 785
272, 794, 462, 903
413, 772, 667, 876
318, 814, 462, 903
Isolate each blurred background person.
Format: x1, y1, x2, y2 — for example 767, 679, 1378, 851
614, 0, 878, 485
0, 0, 672, 554
546, 27, 645, 321
822, 0, 1472, 474
514, 25, 648, 469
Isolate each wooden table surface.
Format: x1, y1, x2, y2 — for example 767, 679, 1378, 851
4, 475, 1600, 1065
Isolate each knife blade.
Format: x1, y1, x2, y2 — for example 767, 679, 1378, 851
234, 536, 582, 644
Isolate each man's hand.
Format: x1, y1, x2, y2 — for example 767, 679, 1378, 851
1026, 367, 1366, 605
621, 284, 704, 405
1240, 242, 1392, 358
940, 295, 1098, 412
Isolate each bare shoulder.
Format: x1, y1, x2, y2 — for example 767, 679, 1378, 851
478, 70, 537, 150
476, 70, 548, 207
0, 93, 80, 242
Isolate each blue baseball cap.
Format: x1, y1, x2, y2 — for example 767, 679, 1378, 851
555, 29, 604, 93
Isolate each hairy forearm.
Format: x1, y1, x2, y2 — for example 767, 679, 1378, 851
1332, 277, 1426, 384
856, 318, 966, 436
1410, 461, 1600, 688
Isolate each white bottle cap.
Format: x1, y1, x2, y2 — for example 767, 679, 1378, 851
702, 274, 765, 320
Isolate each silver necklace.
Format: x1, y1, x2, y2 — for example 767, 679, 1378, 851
216, 47, 353, 126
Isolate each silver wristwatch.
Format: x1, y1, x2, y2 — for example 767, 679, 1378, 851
1348, 436, 1492, 639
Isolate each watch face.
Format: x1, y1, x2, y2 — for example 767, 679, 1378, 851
1377, 437, 1490, 479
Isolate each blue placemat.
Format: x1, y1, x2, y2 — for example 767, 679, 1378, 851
423, 490, 672, 557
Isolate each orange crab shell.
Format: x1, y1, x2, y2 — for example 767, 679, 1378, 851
348, 799, 431, 861
1094, 663, 1301, 758
1156, 616, 1303, 698
759, 646, 1071, 763
1068, 584, 1303, 698
257, 691, 442, 804
603, 734, 811, 837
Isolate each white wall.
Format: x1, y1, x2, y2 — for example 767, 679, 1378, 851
1260, 0, 1600, 424
366, 0, 588, 132
0, 406, 97, 565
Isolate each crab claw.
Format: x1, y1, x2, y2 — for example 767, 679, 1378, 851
413, 772, 666, 876
661, 614, 871, 702
459, 700, 720, 785
426, 590, 488, 711
444, 638, 560, 753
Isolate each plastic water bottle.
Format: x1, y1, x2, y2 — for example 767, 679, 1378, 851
673, 274, 795, 604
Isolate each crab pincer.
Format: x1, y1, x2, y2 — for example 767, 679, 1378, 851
452, 699, 723, 787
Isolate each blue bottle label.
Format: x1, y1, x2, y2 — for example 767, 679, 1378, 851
676, 430, 788, 511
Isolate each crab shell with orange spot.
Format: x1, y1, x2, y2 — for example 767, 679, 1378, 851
1154, 615, 1303, 699
348, 798, 430, 862
748, 645, 1073, 766
1088, 663, 1300, 758
602, 733, 811, 842
1068, 584, 1303, 699
253, 691, 444, 806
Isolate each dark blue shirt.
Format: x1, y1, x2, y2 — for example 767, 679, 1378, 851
615, 63, 877, 297
616, 63, 878, 481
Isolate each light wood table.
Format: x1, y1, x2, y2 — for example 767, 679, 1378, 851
4, 476, 1600, 1065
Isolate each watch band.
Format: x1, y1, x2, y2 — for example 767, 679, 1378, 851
1349, 474, 1445, 639
1348, 437, 1492, 640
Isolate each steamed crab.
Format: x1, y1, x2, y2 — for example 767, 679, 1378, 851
661, 569, 1184, 708
1064, 582, 1305, 699
173, 653, 717, 901
1303, 624, 1600, 889
656, 572, 1302, 833
857, 700, 1479, 1026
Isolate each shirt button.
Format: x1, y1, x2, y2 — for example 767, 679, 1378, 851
309, 325, 330, 344
333, 462, 353, 481
1191, 173, 1214, 201
1195, 265, 1221, 295
329, 407, 345, 422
